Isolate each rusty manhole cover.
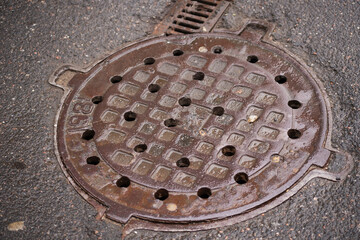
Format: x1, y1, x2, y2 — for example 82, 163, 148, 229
50, 0, 353, 234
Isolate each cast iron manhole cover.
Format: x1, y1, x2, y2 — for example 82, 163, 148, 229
50, 0, 353, 234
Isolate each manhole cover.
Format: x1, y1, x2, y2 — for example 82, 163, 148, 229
50, 1, 353, 234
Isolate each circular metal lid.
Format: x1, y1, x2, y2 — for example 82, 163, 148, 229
55, 31, 332, 223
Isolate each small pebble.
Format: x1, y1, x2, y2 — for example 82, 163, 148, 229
7, 221, 25, 231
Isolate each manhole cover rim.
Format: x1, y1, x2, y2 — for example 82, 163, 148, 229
50, 30, 350, 226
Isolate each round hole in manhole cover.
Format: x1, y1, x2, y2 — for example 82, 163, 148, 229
51, 21, 352, 231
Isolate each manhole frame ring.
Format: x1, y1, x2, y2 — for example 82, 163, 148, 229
49, 18, 354, 234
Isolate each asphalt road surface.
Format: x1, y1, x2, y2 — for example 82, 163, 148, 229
0, 0, 359, 239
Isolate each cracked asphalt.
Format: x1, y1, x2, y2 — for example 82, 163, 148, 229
0, 0, 359, 239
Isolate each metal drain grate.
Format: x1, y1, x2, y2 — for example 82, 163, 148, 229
50, 1, 353, 235
153, 0, 230, 35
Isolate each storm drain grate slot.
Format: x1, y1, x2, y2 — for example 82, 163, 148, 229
153, 0, 230, 35
169, 0, 218, 34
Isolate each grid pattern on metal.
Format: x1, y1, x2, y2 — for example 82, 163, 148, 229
92, 51, 290, 192
54, 32, 333, 224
